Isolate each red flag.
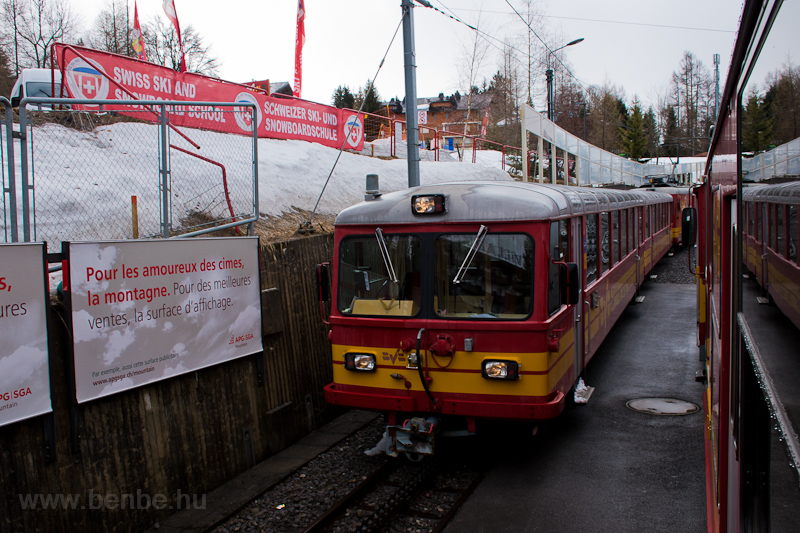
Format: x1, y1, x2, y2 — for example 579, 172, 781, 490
162, 0, 186, 72
293, 0, 305, 98
132, 1, 146, 61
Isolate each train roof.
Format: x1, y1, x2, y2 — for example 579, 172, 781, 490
335, 181, 673, 225
742, 181, 800, 204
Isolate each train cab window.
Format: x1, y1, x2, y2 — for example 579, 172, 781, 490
790, 205, 797, 263
337, 234, 422, 317
435, 233, 533, 319
587, 214, 598, 284
776, 204, 785, 258
611, 211, 620, 265
600, 212, 610, 270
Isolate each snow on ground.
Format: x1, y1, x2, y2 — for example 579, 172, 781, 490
1, 120, 514, 290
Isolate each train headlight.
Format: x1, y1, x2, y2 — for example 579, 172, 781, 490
411, 194, 446, 215
344, 353, 376, 372
481, 360, 520, 380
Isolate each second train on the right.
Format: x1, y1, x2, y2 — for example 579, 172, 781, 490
687, 0, 800, 530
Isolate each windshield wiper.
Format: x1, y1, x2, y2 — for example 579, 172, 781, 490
375, 228, 399, 284
453, 225, 488, 284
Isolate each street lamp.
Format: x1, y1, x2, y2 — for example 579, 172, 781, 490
547, 38, 584, 122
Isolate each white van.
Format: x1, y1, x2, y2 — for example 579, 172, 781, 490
10, 68, 63, 108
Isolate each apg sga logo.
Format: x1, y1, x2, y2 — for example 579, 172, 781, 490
233, 92, 262, 132
344, 113, 363, 149
65, 58, 110, 101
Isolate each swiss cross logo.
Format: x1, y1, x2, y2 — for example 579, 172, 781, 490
65, 58, 109, 101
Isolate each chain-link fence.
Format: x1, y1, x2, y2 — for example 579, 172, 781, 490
6, 99, 257, 252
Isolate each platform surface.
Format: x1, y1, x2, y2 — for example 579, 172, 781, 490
445, 282, 706, 532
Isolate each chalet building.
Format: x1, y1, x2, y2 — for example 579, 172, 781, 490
387, 92, 493, 142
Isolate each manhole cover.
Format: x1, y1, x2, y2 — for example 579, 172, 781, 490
626, 397, 699, 416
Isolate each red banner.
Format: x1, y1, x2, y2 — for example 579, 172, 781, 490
132, 2, 146, 61
293, 0, 305, 98
53, 44, 364, 150
162, 0, 186, 73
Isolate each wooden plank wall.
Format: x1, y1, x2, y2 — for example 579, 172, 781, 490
0, 234, 339, 532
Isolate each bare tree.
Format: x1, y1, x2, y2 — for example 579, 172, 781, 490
87, 0, 131, 56
519, 0, 548, 109
456, 7, 491, 135
0, 0, 78, 71
141, 16, 219, 76
671, 51, 712, 154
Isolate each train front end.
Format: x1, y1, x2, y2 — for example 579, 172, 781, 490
321, 182, 581, 457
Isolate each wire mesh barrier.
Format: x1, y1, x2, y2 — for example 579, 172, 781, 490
8, 99, 257, 252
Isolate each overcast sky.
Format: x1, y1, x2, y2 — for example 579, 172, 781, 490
72, 0, 743, 111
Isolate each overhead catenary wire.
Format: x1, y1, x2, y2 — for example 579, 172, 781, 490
423, 0, 592, 99
301, 14, 406, 233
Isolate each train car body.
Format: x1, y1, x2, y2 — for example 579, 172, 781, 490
742, 182, 800, 330
693, 0, 800, 531
321, 181, 672, 456
640, 185, 693, 246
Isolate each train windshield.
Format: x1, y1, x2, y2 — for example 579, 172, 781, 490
337, 234, 422, 317
435, 234, 533, 319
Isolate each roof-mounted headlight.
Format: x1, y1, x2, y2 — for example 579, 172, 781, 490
481, 360, 520, 380
411, 194, 446, 215
344, 353, 376, 372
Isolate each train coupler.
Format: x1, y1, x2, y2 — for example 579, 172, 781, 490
386, 417, 439, 457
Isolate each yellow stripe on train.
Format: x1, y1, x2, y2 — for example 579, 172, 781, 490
330, 336, 574, 398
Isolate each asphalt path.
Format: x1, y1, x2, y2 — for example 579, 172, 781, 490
445, 282, 706, 532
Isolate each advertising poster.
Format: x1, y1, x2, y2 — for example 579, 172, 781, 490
0, 243, 52, 427
53, 43, 365, 151
66, 237, 262, 403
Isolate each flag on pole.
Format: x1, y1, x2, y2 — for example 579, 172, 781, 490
131, 1, 146, 61
293, 0, 305, 98
162, 0, 186, 72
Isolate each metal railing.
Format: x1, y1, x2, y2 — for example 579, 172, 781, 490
5, 98, 258, 251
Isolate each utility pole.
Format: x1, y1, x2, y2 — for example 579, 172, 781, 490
402, 0, 428, 188
713, 53, 721, 122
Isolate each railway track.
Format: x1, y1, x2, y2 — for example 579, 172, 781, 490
213, 418, 485, 533
304, 456, 483, 532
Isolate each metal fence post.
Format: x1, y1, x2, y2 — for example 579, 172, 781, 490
19, 104, 31, 241
251, 103, 258, 237
159, 103, 171, 238
1, 98, 18, 242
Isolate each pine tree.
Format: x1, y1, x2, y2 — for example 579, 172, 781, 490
332, 85, 355, 109
623, 103, 647, 160
742, 90, 772, 153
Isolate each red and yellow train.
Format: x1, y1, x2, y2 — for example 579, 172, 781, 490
689, 0, 800, 530
742, 182, 800, 330
320, 181, 672, 456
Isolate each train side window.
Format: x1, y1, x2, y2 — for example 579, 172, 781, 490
620, 209, 628, 257
600, 212, 610, 270
629, 208, 635, 248
587, 214, 598, 284
559, 219, 570, 261
747, 202, 754, 236
755, 203, 762, 242
776, 204, 785, 258
615, 211, 620, 264
789, 205, 797, 263
646, 205, 651, 237
549, 222, 563, 315
769, 204, 776, 251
